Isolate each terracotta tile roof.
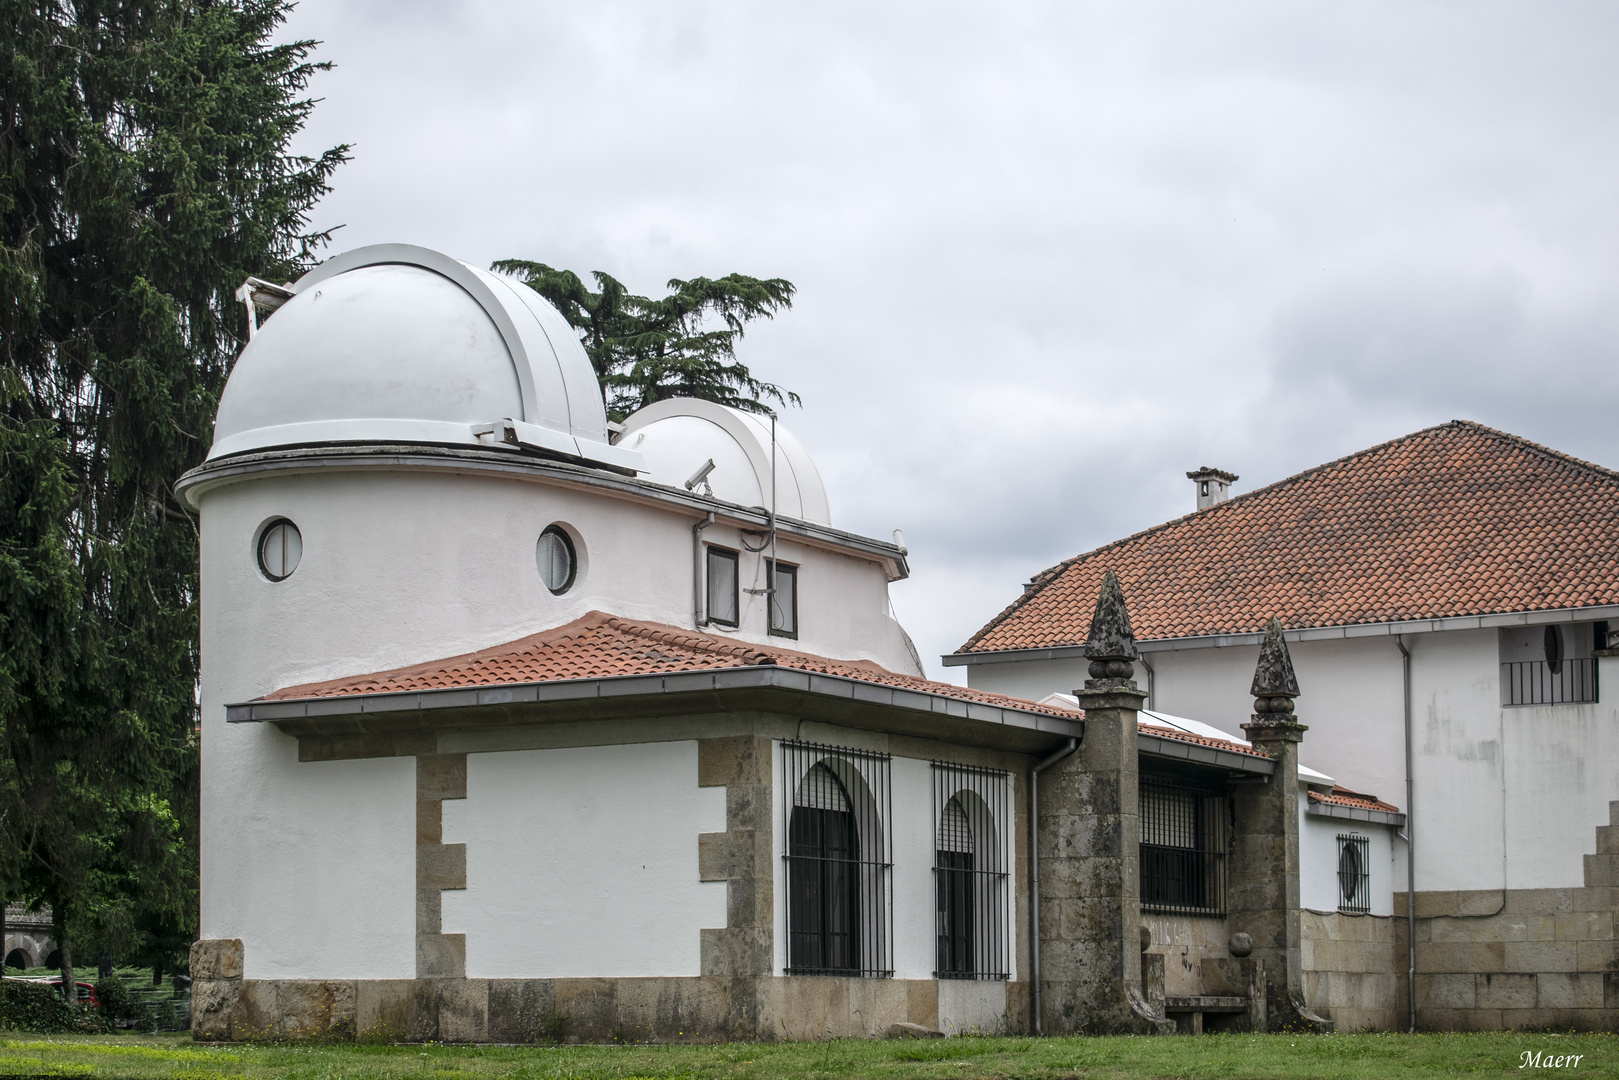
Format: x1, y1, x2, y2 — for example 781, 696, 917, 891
263, 611, 1074, 718
1309, 786, 1401, 814
1137, 720, 1274, 761
958, 421, 1619, 653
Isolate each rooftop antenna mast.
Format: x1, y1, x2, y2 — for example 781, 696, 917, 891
769, 412, 778, 613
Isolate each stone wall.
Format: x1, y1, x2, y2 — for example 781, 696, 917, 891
1300, 910, 1397, 1031
1143, 914, 1229, 997
1393, 888, 1619, 1031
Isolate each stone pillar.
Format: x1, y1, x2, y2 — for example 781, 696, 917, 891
1039, 570, 1173, 1034
1231, 618, 1332, 1033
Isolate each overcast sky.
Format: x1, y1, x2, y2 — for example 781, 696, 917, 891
278, 2, 1619, 681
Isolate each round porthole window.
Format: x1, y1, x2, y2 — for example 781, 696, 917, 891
536, 525, 577, 595
258, 518, 302, 581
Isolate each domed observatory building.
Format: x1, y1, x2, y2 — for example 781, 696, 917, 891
182, 245, 1084, 1042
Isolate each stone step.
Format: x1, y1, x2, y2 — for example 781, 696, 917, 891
1596, 825, 1619, 854
1584, 852, 1619, 887
1611, 801, 1619, 829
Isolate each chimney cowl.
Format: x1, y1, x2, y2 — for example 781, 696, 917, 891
1187, 466, 1238, 511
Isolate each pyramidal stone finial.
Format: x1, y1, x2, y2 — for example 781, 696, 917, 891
1251, 617, 1300, 698
1083, 570, 1140, 686
1246, 618, 1304, 738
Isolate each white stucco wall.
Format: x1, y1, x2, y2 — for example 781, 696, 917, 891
965, 624, 1619, 898
439, 741, 726, 978
1300, 798, 1396, 917
197, 464, 919, 977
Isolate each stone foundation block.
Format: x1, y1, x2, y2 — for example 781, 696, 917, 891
190, 938, 244, 981
487, 979, 557, 1043
1504, 941, 1577, 972
357, 978, 439, 1042
554, 978, 619, 1041
190, 979, 242, 1041
275, 980, 357, 1039
438, 978, 489, 1042
1476, 973, 1536, 1010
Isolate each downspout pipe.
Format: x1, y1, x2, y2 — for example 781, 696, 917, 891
693, 511, 716, 628
1397, 636, 1416, 1033
1029, 736, 1078, 1036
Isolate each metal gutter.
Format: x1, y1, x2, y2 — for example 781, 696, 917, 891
175, 445, 911, 580
1136, 731, 1275, 776
1306, 800, 1406, 829
226, 664, 1083, 740
942, 603, 1619, 666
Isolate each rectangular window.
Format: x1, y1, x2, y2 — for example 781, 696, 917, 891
706, 546, 739, 627
932, 761, 1010, 980
1140, 778, 1230, 915
1337, 833, 1371, 913
768, 561, 798, 638
1499, 624, 1600, 706
782, 740, 893, 977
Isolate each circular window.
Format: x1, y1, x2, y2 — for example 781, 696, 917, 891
258, 519, 302, 581
536, 525, 577, 595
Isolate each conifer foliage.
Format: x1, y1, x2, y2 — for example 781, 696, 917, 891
493, 261, 799, 422
0, 0, 346, 985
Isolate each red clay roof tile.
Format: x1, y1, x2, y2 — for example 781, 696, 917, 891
1309, 786, 1401, 814
263, 611, 1075, 718
957, 421, 1619, 652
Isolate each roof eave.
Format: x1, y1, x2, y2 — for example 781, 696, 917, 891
1307, 800, 1406, 829
943, 602, 1619, 665
227, 665, 1081, 753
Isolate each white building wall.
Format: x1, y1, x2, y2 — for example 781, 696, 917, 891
199, 466, 915, 977
1299, 798, 1395, 917
439, 741, 726, 978
966, 624, 1619, 898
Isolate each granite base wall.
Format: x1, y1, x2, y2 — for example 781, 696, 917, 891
1300, 910, 1397, 1031
191, 971, 1021, 1042
1394, 888, 1619, 1032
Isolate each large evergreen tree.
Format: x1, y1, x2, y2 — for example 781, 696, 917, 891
0, 0, 345, 991
493, 261, 799, 422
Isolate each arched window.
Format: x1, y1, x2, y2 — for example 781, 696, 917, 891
4, 948, 29, 971
787, 764, 860, 974
782, 741, 893, 978
936, 796, 975, 976
931, 762, 1011, 979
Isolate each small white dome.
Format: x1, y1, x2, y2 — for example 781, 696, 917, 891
209, 244, 639, 472
620, 399, 831, 525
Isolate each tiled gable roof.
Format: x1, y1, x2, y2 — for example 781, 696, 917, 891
958, 421, 1619, 653
264, 611, 1074, 718
1137, 720, 1273, 761
1309, 786, 1401, 814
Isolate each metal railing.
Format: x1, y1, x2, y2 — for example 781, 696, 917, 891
932, 761, 1010, 980
782, 739, 893, 978
1140, 780, 1230, 916
1501, 658, 1599, 706
1337, 834, 1371, 914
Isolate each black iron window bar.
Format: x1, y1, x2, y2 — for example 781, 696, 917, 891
1337, 833, 1372, 914
782, 739, 893, 978
1139, 779, 1230, 916
1501, 659, 1599, 706
931, 761, 1011, 981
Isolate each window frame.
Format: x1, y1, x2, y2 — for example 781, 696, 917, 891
256, 518, 302, 582
705, 545, 740, 627
931, 761, 1011, 981
1139, 771, 1231, 916
536, 524, 578, 595
767, 560, 799, 639
1336, 833, 1371, 914
782, 739, 893, 978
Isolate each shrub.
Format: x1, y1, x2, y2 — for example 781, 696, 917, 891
0, 979, 102, 1033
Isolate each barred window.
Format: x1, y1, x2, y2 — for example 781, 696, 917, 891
1337, 834, 1371, 913
1140, 778, 1230, 915
783, 740, 892, 977
932, 762, 1010, 980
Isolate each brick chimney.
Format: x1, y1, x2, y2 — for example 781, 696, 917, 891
1187, 467, 1238, 511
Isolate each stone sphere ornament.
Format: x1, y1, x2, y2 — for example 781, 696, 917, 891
1228, 932, 1254, 958
1140, 925, 1153, 952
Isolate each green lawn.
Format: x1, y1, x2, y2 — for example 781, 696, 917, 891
0, 1031, 1614, 1079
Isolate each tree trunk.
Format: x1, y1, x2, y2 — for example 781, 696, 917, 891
58, 936, 74, 1003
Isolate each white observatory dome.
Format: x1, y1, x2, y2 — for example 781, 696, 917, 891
619, 399, 831, 525
209, 244, 640, 472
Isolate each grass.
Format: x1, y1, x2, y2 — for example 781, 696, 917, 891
0, 1030, 1615, 1079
